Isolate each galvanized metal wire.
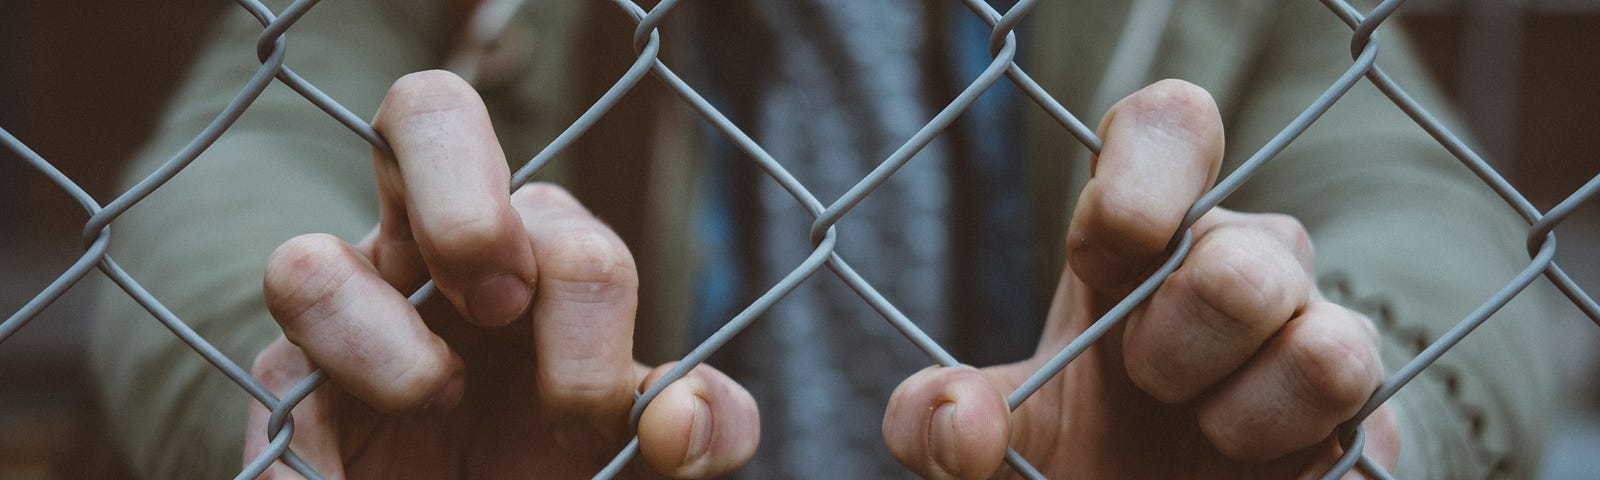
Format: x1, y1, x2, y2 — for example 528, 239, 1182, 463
4, 0, 1598, 478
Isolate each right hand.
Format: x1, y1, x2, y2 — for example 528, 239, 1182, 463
880, 80, 1398, 478
243, 70, 759, 479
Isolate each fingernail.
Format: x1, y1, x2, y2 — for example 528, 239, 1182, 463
683, 396, 713, 466
468, 273, 530, 326
931, 402, 962, 476
552, 420, 607, 455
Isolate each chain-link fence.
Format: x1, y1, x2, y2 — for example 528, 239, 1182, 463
4, 0, 1600, 478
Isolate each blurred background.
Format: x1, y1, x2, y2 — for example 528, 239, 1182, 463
2, 0, 1598, 478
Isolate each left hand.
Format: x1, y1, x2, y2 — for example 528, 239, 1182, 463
242, 71, 760, 479
881, 79, 1401, 479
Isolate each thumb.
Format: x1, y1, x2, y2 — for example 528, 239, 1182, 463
883, 366, 1011, 480
635, 362, 761, 479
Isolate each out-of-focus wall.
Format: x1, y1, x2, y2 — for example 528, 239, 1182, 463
1, 2, 225, 478
1406, 8, 1600, 455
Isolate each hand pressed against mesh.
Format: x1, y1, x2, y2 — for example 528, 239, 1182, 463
245, 71, 758, 479
883, 80, 1399, 479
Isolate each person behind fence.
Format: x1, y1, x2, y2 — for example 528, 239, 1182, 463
92, 0, 1556, 478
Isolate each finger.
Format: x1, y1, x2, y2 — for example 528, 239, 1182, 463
1283, 404, 1401, 478
245, 337, 343, 479
264, 233, 466, 413
883, 366, 1011, 480
509, 184, 641, 452
1196, 301, 1383, 461
636, 363, 761, 478
1066, 79, 1225, 290
1364, 404, 1402, 470
1122, 211, 1313, 402
370, 69, 536, 327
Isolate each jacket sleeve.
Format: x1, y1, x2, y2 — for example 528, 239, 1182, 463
1217, 3, 1557, 478
89, 1, 442, 477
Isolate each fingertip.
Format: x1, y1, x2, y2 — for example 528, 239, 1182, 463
637, 373, 710, 473
262, 233, 466, 414
371, 70, 539, 329
1366, 405, 1402, 469
421, 352, 467, 411
378, 70, 478, 123
637, 364, 759, 478
931, 399, 1009, 480
1068, 79, 1225, 290
885, 366, 1009, 480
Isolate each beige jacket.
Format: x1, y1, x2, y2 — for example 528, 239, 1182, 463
94, 0, 1554, 477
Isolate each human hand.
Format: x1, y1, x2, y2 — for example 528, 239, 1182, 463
883, 80, 1401, 478
243, 70, 759, 479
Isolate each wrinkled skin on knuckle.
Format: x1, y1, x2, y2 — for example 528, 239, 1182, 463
540, 370, 634, 418
1256, 213, 1315, 266
1068, 185, 1176, 287
263, 234, 354, 333
535, 224, 638, 298
249, 340, 297, 388
371, 351, 455, 413
1192, 240, 1299, 328
1121, 79, 1224, 148
381, 70, 477, 120
1125, 252, 1290, 405
1095, 185, 1177, 256
1199, 417, 1258, 462
1198, 397, 1307, 463
1290, 327, 1381, 413
423, 209, 519, 263
1123, 275, 1211, 403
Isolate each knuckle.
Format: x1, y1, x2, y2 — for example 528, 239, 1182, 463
249, 340, 314, 393
428, 210, 517, 258
1191, 240, 1296, 328
248, 351, 274, 381
374, 352, 454, 412
265, 234, 340, 285
1258, 213, 1314, 262
1125, 79, 1220, 135
383, 70, 474, 117
541, 371, 633, 413
393, 69, 462, 91
1201, 420, 1256, 461
1086, 186, 1174, 256
537, 224, 637, 292
248, 341, 292, 385
512, 182, 582, 209
1290, 328, 1380, 411
1141, 79, 1212, 106
1126, 78, 1222, 159
263, 234, 353, 332
1127, 353, 1190, 404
